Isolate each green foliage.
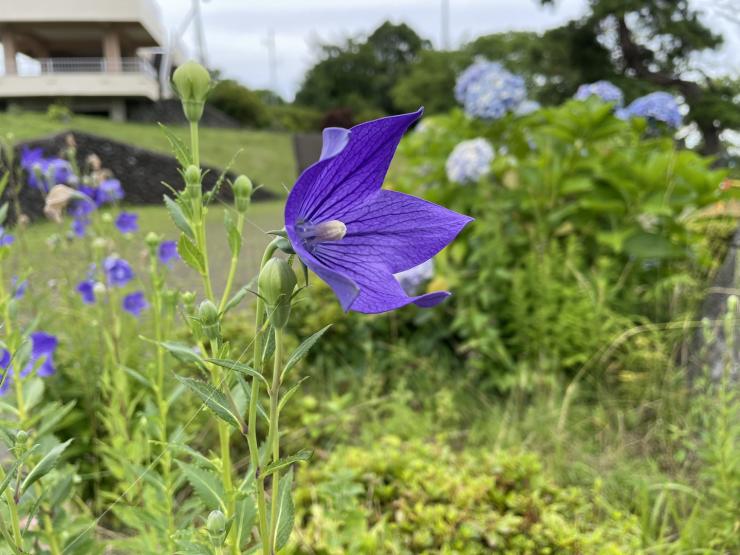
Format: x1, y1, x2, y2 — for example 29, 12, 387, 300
290, 436, 642, 554
209, 79, 270, 128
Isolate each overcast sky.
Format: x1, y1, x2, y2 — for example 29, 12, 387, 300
156, 0, 739, 100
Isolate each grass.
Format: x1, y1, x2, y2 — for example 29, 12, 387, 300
9, 202, 284, 301
0, 111, 296, 195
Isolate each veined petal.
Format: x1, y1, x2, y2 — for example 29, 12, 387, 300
319, 127, 350, 161
288, 108, 423, 224
314, 190, 473, 274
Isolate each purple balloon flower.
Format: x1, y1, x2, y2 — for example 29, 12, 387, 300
115, 212, 139, 234
20, 147, 76, 192
1, 332, 60, 394
0, 349, 11, 395
158, 240, 179, 266
76, 279, 96, 304
122, 291, 148, 317
0, 226, 14, 247
98, 179, 124, 204
285, 109, 472, 313
103, 256, 134, 287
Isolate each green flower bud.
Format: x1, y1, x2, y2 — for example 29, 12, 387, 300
93, 282, 107, 296
206, 509, 227, 538
145, 232, 161, 249
233, 175, 253, 213
101, 212, 113, 224
258, 258, 297, 329
172, 61, 212, 123
15, 430, 28, 446
184, 165, 202, 200
198, 299, 220, 341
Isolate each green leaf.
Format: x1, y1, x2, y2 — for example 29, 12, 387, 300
164, 195, 194, 240
262, 450, 311, 478
158, 123, 191, 167
235, 374, 269, 423
177, 234, 206, 274
261, 326, 275, 365
207, 358, 269, 387
278, 377, 309, 413
282, 325, 331, 379
222, 285, 250, 315
175, 375, 242, 430
176, 461, 225, 511
275, 470, 295, 550
0, 202, 8, 227
145, 339, 205, 367
237, 495, 258, 548
623, 231, 683, 259
224, 210, 242, 256
21, 439, 73, 494
0, 447, 36, 497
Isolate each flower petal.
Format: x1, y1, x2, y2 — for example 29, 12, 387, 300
314, 190, 473, 273
319, 127, 350, 161
287, 108, 423, 226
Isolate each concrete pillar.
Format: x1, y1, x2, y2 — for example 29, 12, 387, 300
103, 29, 121, 72
2, 30, 17, 75
110, 99, 126, 122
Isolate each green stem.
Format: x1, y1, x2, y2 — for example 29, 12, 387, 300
190, 121, 200, 168
267, 328, 283, 554
0, 467, 22, 552
250, 240, 279, 552
219, 213, 245, 313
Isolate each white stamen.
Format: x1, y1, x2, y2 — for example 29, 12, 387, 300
312, 220, 347, 242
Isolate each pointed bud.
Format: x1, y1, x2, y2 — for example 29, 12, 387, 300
198, 299, 220, 341
258, 258, 297, 329
233, 175, 253, 213
172, 61, 212, 123
184, 165, 202, 200
206, 509, 227, 539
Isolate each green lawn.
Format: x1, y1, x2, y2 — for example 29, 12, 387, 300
10, 202, 284, 299
0, 111, 296, 195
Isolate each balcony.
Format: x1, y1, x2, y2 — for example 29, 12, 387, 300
0, 57, 160, 100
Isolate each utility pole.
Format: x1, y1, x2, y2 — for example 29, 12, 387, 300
441, 0, 450, 50
193, 0, 208, 66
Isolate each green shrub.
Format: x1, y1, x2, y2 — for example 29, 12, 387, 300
267, 104, 322, 131
209, 79, 269, 127
290, 436, 642, 554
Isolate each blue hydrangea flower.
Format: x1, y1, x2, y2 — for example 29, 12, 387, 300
115, 212, 139, 234
76, 280, 96, 304
158, 240, 179, 266
285, 109, 473, 313
574, 81, 624, 106
394, 259, 434, 296
104, 256, 134, 287
0, 226, 14, 247
514, 99, 541, 116
445, 138, 495, 184
122, 291, 148, 317
454, 59, 526, 119
622, 92, 682, 128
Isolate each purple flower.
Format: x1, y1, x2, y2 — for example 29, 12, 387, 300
623, 92, 682, 128
11, 277, 27, 299
394, 259, 434, 296
76, 279, 96, 304
122, 291, 148, 317
98, 179, 124, 204
115, 212, 139, 234
285, 109, 472, 313
103, 256, 134, 287
0, 226, 14, 247
0, 349, 11, 395
454, 59, 526, 119
25, 332, 58, 378
20, 148, 76, 192
574, 81, 624, 106
158, 240, 179, 266
72, 217, 90, 238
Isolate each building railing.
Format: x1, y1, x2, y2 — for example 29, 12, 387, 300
8, 57, 157, 79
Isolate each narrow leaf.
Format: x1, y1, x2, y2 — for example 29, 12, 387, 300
175, 375, 242, 430
275, 470, 295, 550
278, 377, 310, 413
207, 358, 268, 387
262, 450, 311, 478
222, 285, 249, 315
158, 123, 191, 167
282, 325, 331, 379
21, 439, 73, 493
177, 234, 206, 274
176, 461, 225, 511
164, 194, 194, 240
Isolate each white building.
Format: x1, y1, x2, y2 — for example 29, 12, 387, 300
0, 0, 183, 120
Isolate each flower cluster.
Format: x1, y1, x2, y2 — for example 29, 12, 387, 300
0, 332, 58, 395
574, 81, 624, 106
20, 147, 76, 192
454, 59, 526, 119
76, 256, 148, 317
515, 99, 541, 116
619, 92, 682, 128
445, 138, 495, 184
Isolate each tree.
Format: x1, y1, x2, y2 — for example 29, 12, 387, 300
209, 80, 269, 128
295, 21, 430, 114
